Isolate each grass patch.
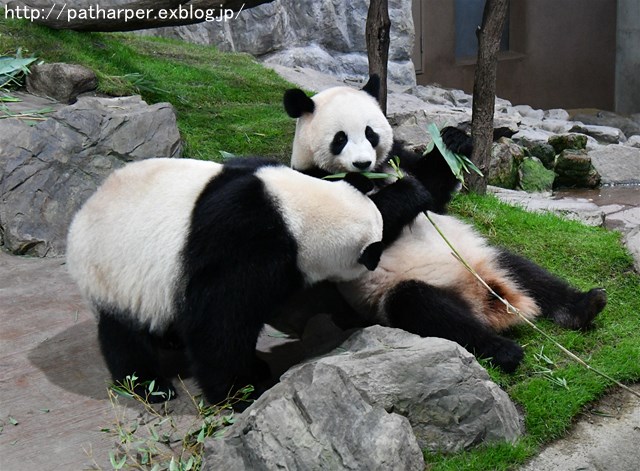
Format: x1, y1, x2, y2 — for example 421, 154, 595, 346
0, 15, 296, 161
2, 15, 638, 471
424, 194, 640, 470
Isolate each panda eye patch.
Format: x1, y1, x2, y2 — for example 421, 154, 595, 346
365, 126, 379, 148
330, 131, 348, 155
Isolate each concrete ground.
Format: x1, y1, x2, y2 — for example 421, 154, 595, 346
2, 251, 640, 470
0, 251, 343, 470
520, 385, 640, 471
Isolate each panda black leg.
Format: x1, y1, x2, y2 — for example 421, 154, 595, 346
497, 250, 607, 330
384, 280, 524, 373
183, 324, 268, 407
97, 308, 176, 402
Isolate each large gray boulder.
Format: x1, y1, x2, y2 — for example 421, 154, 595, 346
204, 327, 523, 469
589, 145, 640, 185
0, 95, 182, 257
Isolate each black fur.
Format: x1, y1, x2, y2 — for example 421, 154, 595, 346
368, 176, 433, 245
384, 281, 524, 373
362, 75, 381, 101
342, 172, 375, 194
283, 88, 315, 118
497, 250, 606, 330
97, 306, 178, 402
358, 241, 384, 271
330, 131, 348, 155
387, 126, 471, 214
365, 125, 380, 148
97, 160, 302, 404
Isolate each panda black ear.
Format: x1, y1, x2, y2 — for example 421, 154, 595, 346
358, 241, 383, 271
362, 75, 381, 102
283, 89, 315, 118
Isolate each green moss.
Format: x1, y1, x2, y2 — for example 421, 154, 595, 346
548, 133, 588, 154
518, 156, 556, 192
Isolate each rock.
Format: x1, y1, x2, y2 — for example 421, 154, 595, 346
554, 149, 601, 188
539, 119, 575, 134
519, 157, 556, 192
411, 84, 456, 106
26, 63, 97, 104
149, 0, 417, 86
544, 108, 570, 121
292, 327, 524, 453
627, 135, 640, 149
605, 207, 640, 235
522, 141, 556, 169
572, 110, 640, 138
549, 134, 588, 154
204, 362, 424, 470
512, 128, 555, 145
569, 123, 626, 144
488, 138, 525, 189
489, 187, 605, 227
513, 104, 544, 120
205, 327, 523, 468
0, 95, 182, 257
588, 145, 640, 185
624, 226, 640, 273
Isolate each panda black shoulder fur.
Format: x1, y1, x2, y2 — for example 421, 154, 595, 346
66, 157, 431, 403
284, 77, 607, 373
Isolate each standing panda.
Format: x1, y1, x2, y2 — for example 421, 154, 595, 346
283, 77, 607, 373
66, 157, 431, 403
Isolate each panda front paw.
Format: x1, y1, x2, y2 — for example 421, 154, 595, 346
441, 126, 473, 157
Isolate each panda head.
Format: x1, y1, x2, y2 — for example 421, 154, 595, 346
284, 76, 393, 174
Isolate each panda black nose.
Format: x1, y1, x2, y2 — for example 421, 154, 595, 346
353, 161, 372, 170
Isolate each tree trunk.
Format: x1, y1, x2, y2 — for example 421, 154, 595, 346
468, 0, 509, 194
5, 0, 273, 31
366, 0, 391, 115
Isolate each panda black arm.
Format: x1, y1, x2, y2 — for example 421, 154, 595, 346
389, 126, 472, 214
368, 176, 433, 246
299, 167, 375, 194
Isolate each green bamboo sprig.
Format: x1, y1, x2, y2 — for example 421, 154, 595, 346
423, 210, 640, 399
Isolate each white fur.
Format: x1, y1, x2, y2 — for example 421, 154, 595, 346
290, 86, 393, 173
257, 166, 383, 284
66, 158, 223, 332
67, 159, 384, 331
338, 213, 496, 316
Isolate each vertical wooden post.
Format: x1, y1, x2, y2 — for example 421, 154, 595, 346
468, 0, 509, 193
366, 0, 391, 114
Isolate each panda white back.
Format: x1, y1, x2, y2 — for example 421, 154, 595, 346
66, 158, 223, 332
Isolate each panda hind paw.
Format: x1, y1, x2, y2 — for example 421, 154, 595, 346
489, 339, 524, 374
574, 288, 608, 330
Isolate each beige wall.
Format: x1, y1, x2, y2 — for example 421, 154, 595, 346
414, 0, 617, 111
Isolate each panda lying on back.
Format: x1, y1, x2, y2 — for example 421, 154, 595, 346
284, 76, 607, 373
67, 157, 431, 403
